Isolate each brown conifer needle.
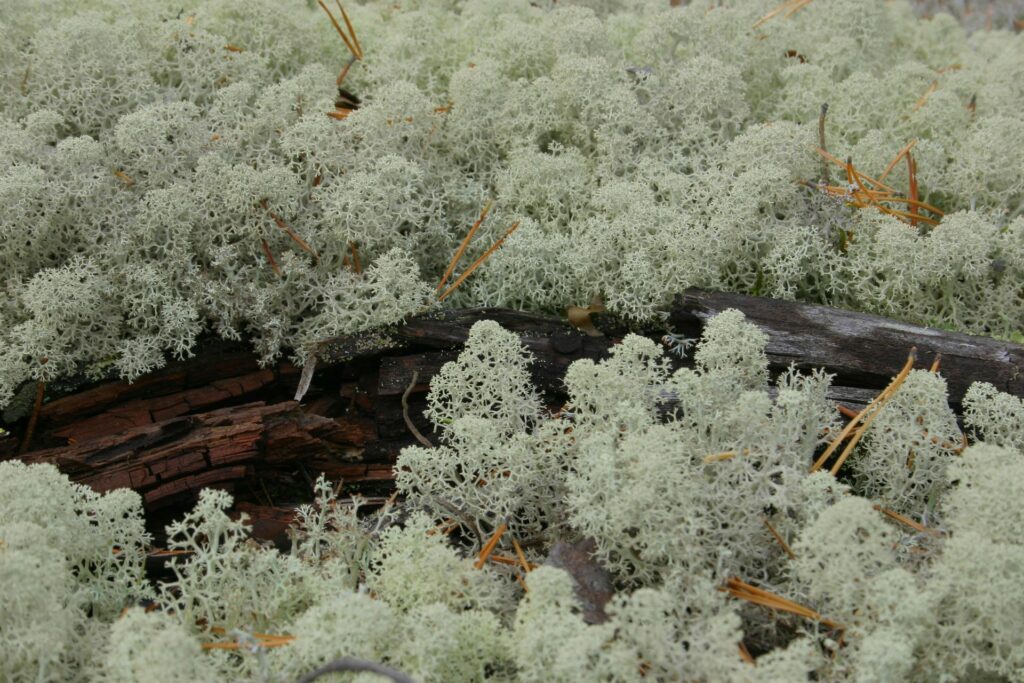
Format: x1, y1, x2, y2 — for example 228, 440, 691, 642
723, 577, 841, 630
879, 139, 918, 182
827, 348, 917, 476
438, 221, 521, 301
763, 517, 797, 559
259, 200, 320, 262
318, 0, 361, 61
335, 0, 363, 58
512, 537, 532, 573
475, 522, 508, 569
438, 201, 491, 292
811, 348, 917, 473
873, 505, 943, 536
261, 239, 282, 277
907, 152, 919, 227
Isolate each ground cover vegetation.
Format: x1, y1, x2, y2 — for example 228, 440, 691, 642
1, 0, 1023, 680
5, 315, 1024, 681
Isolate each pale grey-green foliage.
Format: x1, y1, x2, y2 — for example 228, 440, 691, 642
923, 444, 1024, 681
848, 370, 963, 513
423, 319, 543, 438
0, 461, 150, 682
93, 608, 219, 683
566, 311, 834, 584
366, 512, 510, 614
2, 0, 1024, 408
0, 461, 151, 619
6, 311, 1024, 681
962, 380, 1024, 451
157, 488, 318, 635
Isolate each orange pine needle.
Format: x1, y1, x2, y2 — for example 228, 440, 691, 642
828, 349, 917, 476
836, 404, 859, 420
224, 44, 243, 52
114, 170, 135, 186
738, 642, 755, 665
438, 201, 492, 293
512, 537, 533, 573
336, 56, 356, 85
907, 151, 919, 227
349, 241, 361, 273
878, 139, 918, 182
335, 0, 363, 59
259, 200, 319, 262
475, 522, 508, 569
723, 577, 842, 630
261, 239, 282, 277
811, 348, 917, 473
754, 0, 813, 28
762, 517, 797, 560
327, 108, 352, 120
929, 353, 941, 373
873, 505, 943, 536
704, 450, 737, 463
438, 221, 521, 301
318, 0, 360, 61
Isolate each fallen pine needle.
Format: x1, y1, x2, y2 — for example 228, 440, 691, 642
811, 348, 917, 473
475, 522, 508, 569
438, 201, 492, 293
873, 505, 943, 536
762, 517, 797, 559
438, 220, 521, 301
723, 577, 842, 631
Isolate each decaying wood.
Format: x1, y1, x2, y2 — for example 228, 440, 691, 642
668, 289, 1024, 404
3, 289, 1021, 526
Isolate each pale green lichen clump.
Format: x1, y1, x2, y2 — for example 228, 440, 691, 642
2, 0, 1024, 407
5, 313, 1024, 681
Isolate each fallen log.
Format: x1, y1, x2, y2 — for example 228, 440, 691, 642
3, 289, 1021, 525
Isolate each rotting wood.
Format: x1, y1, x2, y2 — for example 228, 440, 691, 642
4, 289, 1021, 521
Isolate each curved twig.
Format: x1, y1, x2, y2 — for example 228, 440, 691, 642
296, 657, 417, 683
402, 370, 433, 448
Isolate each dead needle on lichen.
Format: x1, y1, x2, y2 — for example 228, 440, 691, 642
723, 577, 842, 631
762, 517, 797, 559
811, 348, 917, 474
475, 521, 508, 569
318, 0, 361, 61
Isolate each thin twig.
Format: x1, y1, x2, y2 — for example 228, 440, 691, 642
402, 371, 433, 448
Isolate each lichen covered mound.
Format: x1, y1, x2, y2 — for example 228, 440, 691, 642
1, 0, 1023, 408
5, 314, 1024, 681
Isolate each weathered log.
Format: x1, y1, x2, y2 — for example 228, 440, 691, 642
667, 289, 1024, 404
5, 289, 1021, 522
